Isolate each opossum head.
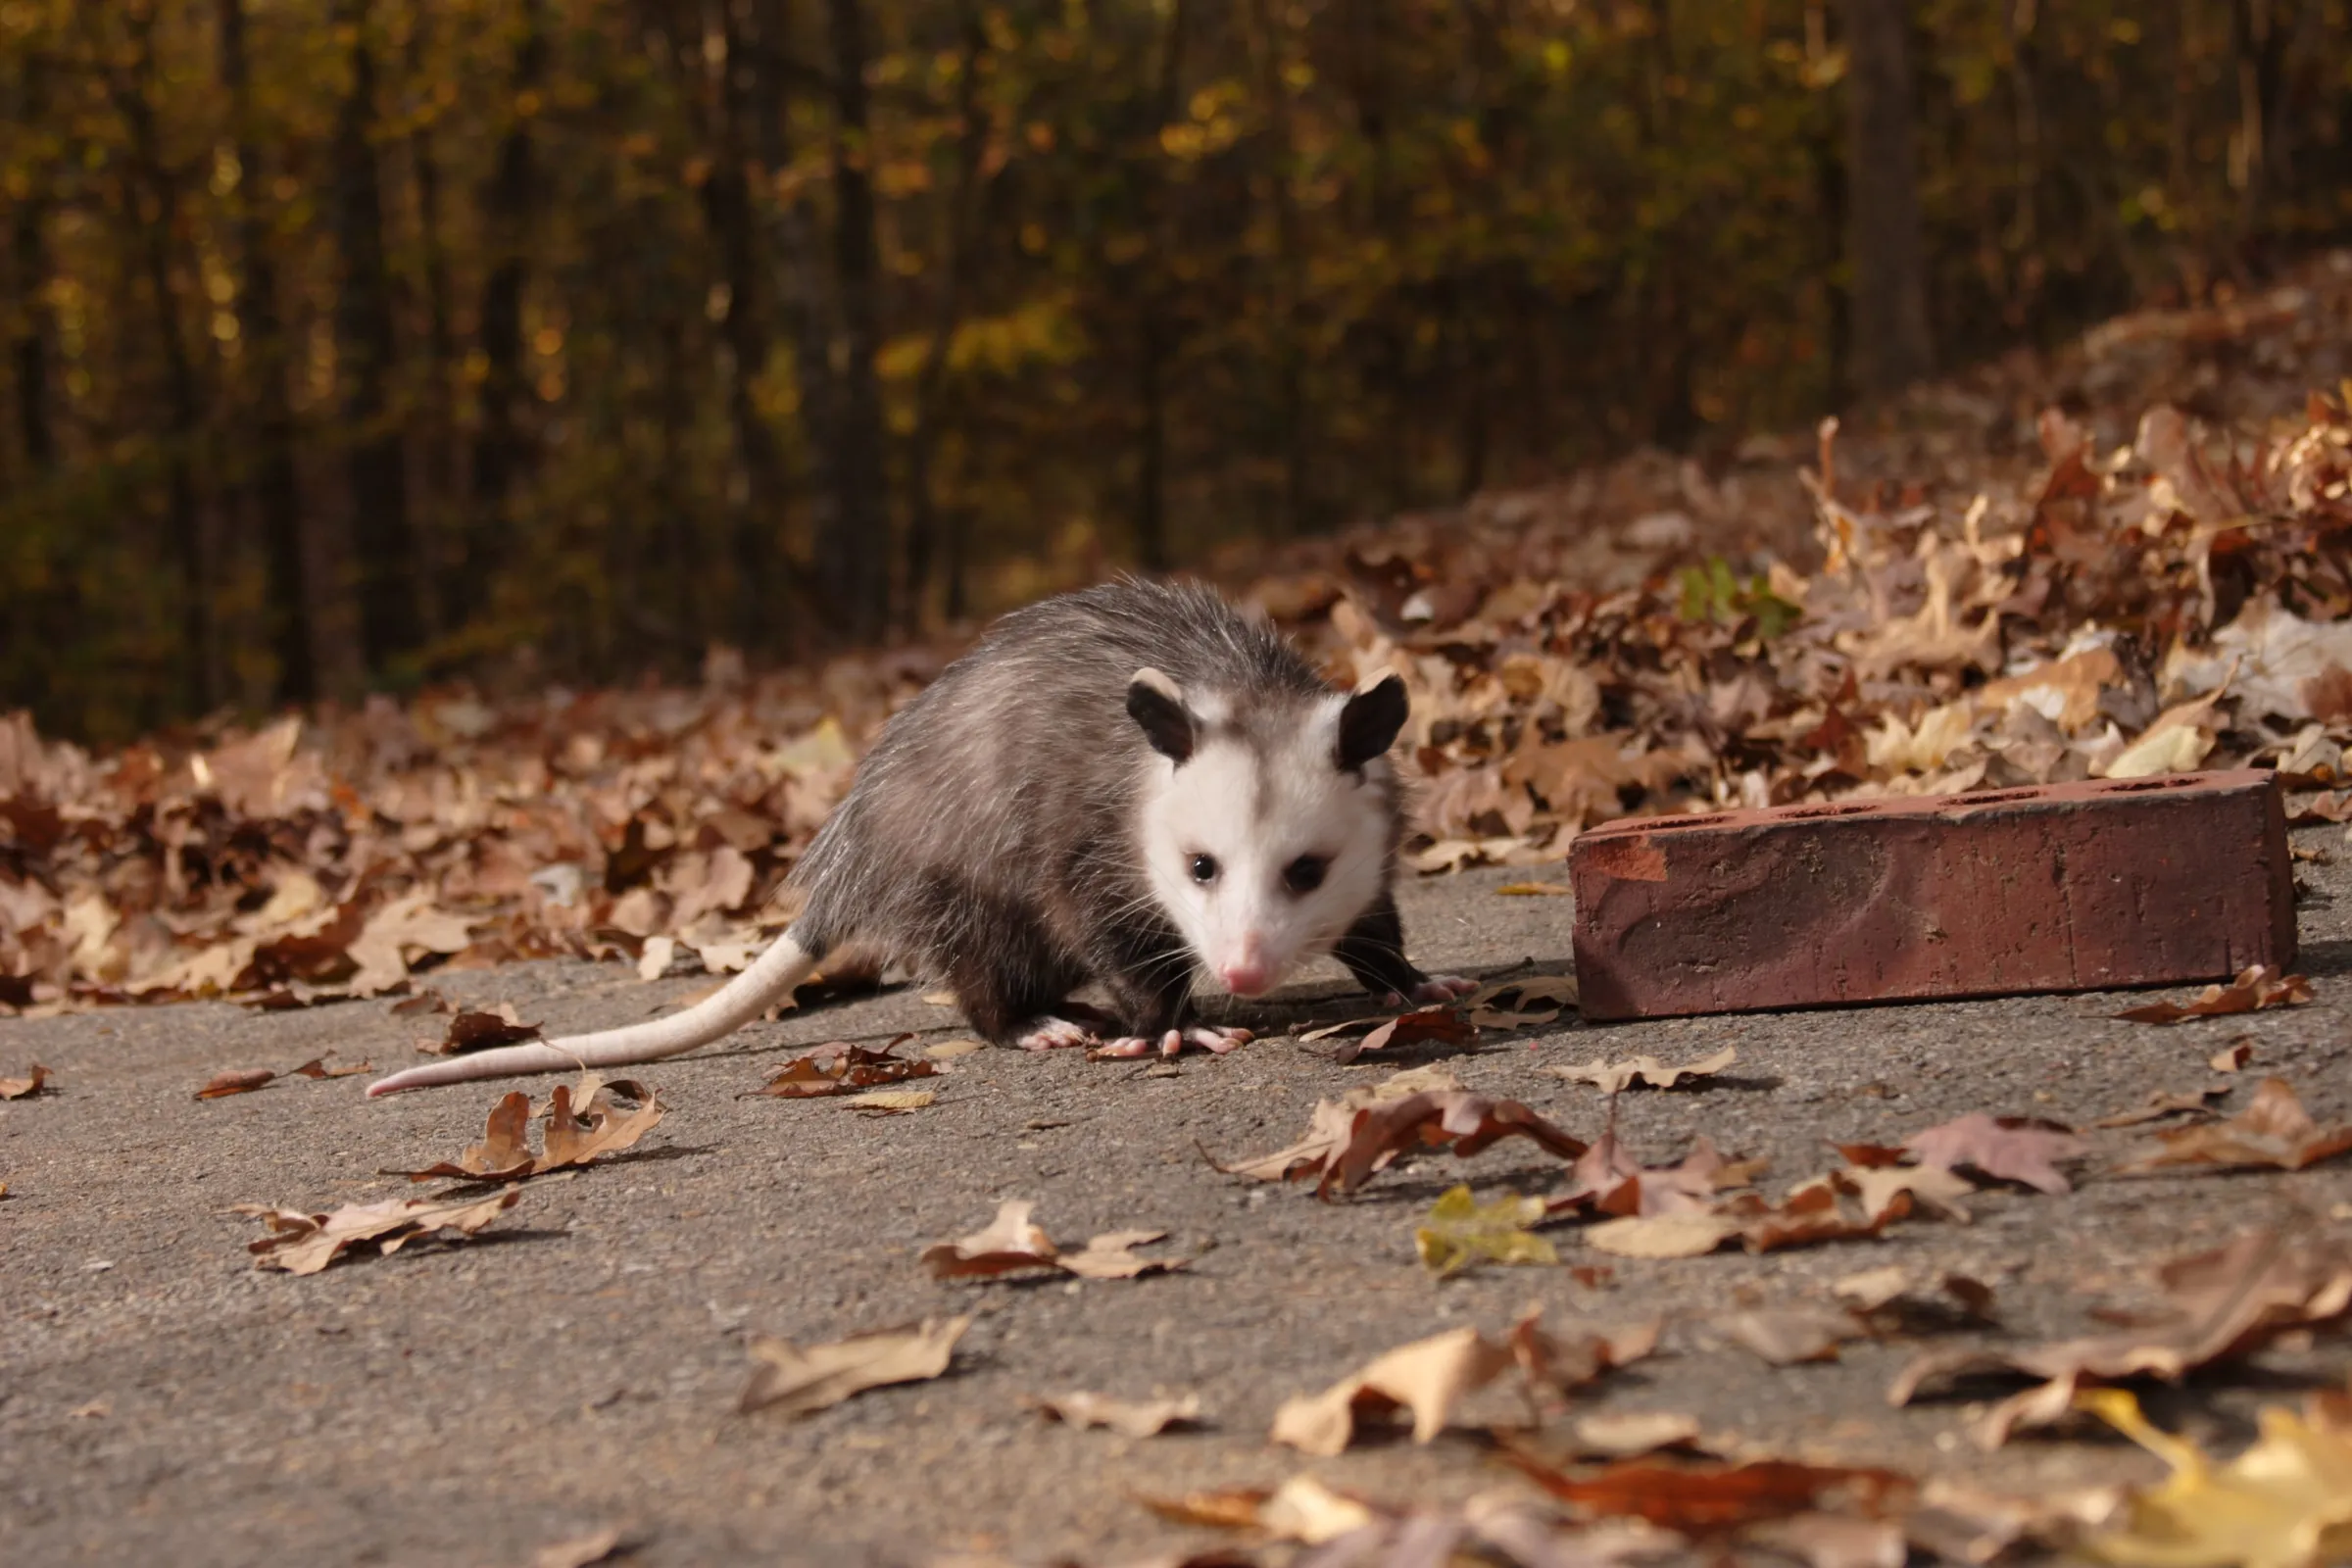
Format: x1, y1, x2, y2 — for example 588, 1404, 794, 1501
1128, 667, 1406, 997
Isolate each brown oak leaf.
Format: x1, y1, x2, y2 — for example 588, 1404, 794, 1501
237, 1190, 520, 1275
2115, 964, 2314, 1024
1890, 1225, 2352, 1447
739, 1315, 970, 1416
2120, 1076, 2352, 1172
0, 1064, 51, 1099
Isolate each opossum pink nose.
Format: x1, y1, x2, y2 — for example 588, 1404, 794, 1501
1219, 941, 1271, 997
1220, 962, 1270, 996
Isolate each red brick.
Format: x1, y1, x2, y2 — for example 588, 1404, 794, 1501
1571, 770, 2296, 1021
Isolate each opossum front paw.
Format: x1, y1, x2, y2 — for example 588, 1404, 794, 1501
1018, 1016, 1100, 1052
1383, 973, 1479, 1007
1092, 1025, 1254, 1059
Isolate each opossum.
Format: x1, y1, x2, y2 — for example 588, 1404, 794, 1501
366, 578, 1469, 1096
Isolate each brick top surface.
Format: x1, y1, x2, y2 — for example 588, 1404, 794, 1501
1577, 768, 2276, 843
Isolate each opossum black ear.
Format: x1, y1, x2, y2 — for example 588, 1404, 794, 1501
1336, 675, 1407, 770
1127, 668, 1196, 763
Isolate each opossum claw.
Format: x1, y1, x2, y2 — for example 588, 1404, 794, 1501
1093, 1025, 1251, 1059
1093, 1034, 1159, 1058
1018, 1016, 1099, 1052
1384, 974, 1477, 1007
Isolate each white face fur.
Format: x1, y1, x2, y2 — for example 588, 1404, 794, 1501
1131, 675, 1397, 997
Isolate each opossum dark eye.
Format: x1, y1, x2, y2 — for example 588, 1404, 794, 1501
1283, 856, 1327, 894
1189, 854, 1220, 884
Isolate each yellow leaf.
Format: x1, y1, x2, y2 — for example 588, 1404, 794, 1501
1414, 1184, 1556, 1278
2082, 1388, 2352, 1568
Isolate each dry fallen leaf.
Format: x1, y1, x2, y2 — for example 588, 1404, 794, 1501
2210, 1039, 2255, 1073
1133, 1485, 1276, 1532
1892, 1225, 2352, 1447
2117, 964, 2314, 1024
531, 1527, 626, 1568
289, 1056, 371, 1079
1321, 1089, 1588, 1198
926, 1039, 986, 1059
392, 1075, 666, 1182
1494, 881, 1574, 897
1219, 1067, 1587, 1199
1499, 1439, 1914, 1533
1270, 1325, 1516, 1455
1904, 1112, 2086, 1196
1025, 1390, 1200, 1437
919, 1199, 1059, 1279
1137, 1476, 1385, 1545
1550, 1131, 1764, 1218
0, 1064, 51, 1099
1466, 974, 1580, 1028
1546, 1046, 1738, 1094
1584, 1211, 1743, 1258
2093, 1085, 2232, 1129
1332, 1004, 1477, 1064
1750, 1513, 1909, 1568
1832, 1267, 1999, 1328
1416, 1185, 1557, 1278
237, 1190, 521, 1275
2079, 1386, 2352, 1568
421, 1003, 543, 1056
843, 1089, 935, 1112
738, 1315, 970, 1416
2121, 1077, 2352, 1173
195, 1067, 276, 1100
1720, 1307, 1864, 1365
1568, 1410, 1708, 1459
1506, 1312, 1662, 1413
753, 1036, 937, 1098
388, 987, 452, 1018
1057, 1229, 1185, 1280
919, 1200, 1184, 1283
540, 1076, 667, 1169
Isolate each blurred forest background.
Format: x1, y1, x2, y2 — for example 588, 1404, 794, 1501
1, 0, 2348, 742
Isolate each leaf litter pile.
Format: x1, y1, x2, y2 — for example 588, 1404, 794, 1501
11, 265, 2352, 1566
12, 266, 2352, 1010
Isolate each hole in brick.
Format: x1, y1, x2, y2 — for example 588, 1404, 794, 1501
2105, 776, 2199, 793
1950, 789, 2038, 806
1782, 805, 1874, 819
1643, 813, 1733, 832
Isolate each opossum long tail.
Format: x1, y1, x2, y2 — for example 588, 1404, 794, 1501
364, 931, 821, 1097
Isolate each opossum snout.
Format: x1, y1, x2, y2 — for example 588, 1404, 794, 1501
1217, 937, 1272, 997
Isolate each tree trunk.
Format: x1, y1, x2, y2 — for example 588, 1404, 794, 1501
460, 0, 548, 629
1135, 316, 1169, 572
1130, 0, 1190, 571
902, 0, 987, 625
1243, 0, 1309, 536
708, 0, 788, 652
332, 0, 417, 672
8, 40, 54, 474
745, 0, 843, 660
217, 0, 315, 703
817, 0, 890, 642
404, 0, 458, 643
106, 8, 217, 710
1839, 0, 1935, 398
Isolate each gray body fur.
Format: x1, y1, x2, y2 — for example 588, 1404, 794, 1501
789, 577, 1424, 1040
